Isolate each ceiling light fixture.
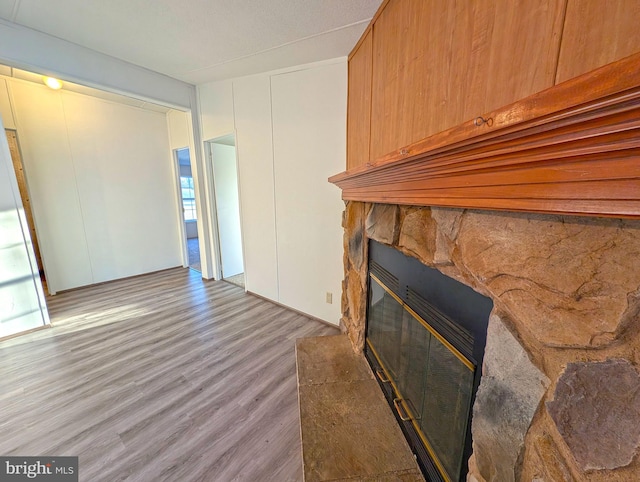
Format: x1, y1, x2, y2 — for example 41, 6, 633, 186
43, 77, 62, 90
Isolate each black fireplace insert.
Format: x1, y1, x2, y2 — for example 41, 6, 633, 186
364, 240, 493, 482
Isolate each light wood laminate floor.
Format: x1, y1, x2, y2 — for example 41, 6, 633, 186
0, 268, 338, 481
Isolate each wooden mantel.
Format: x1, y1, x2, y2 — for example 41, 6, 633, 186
330, 53, 640, 219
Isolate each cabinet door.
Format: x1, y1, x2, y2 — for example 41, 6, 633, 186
370, 0, 439, 162
347, 29, 373, 170
556, 0, 640, 83
456, 0, 565, 121
369, 0, 565, 162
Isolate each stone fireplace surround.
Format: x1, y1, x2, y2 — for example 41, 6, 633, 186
340, 202, 640, 481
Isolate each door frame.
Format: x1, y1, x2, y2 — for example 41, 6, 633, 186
172, 147, 191, 269
0, 122, 50, 336
204, 133, 245, 283
5, 129, 47, 277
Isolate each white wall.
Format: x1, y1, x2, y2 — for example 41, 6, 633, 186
0, 79, 15, 129
198, 59, 347, 324
167, 110, 193, 150
5, 78, 182, 293
212, 143, 243, 278
9, 81, 93, 291
0, 113, 49, 337
199, 81, 234, 140
271, 63, 347, 323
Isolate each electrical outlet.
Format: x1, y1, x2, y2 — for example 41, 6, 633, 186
325, 292, 333, 304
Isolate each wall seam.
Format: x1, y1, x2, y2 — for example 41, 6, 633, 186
59, 92, 96, 283
268, 75, 280, 302
553, 0, 570, 85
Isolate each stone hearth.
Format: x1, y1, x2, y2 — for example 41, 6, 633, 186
340, 202, 640, 481
296, 335, 424, 481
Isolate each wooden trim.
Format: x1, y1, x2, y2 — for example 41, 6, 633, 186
330, 52, 640, 218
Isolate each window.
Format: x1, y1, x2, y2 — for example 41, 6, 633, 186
180, 176, 197, 220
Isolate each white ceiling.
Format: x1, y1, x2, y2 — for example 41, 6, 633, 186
0, 0, 382, 85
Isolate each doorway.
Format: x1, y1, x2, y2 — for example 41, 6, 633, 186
175, 147, 201, 272
206, 135, 244, 288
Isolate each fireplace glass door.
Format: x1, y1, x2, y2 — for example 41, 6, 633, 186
367, 275, 475, 481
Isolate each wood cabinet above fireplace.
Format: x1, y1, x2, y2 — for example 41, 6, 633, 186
336, 0, 640, 219
354, 0, 567, 169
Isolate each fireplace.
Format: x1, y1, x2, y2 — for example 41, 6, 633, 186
337, 201, 640, 481
365, 240, 492, 481
330, 52, 640, 481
